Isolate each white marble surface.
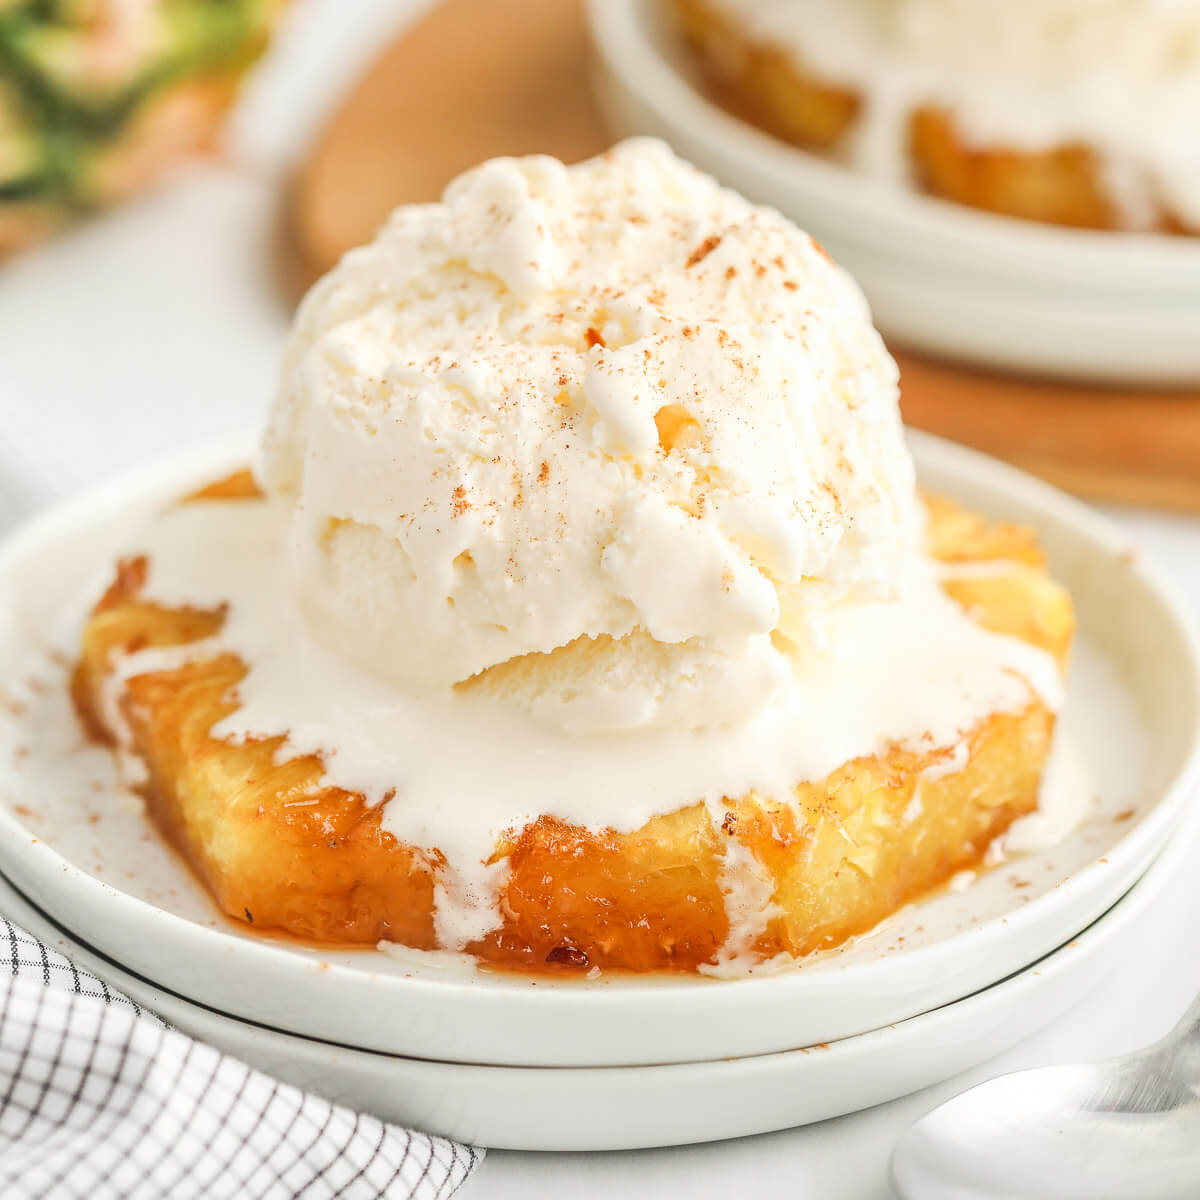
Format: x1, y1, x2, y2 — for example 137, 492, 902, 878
1, 2, 1197, 1195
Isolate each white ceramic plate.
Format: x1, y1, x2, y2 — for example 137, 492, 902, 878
0, 434, 1196, 1069
0, 803, 1193, 1152
587, 0, 1200, 383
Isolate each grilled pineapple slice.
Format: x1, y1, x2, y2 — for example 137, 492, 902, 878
74, 475, 1073, 973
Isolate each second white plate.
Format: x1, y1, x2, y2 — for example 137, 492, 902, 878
0, 433, 1196, 1069
587, 0, 1200, 383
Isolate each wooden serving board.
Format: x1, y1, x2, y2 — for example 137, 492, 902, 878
287, 0, 1200, 511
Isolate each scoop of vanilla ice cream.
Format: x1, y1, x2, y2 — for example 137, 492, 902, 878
260, 139, 919, 731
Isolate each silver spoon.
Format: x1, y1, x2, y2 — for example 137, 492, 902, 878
891, 994, 1200, 1199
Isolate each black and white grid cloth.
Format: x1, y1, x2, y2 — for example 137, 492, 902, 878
0, 917, 481, 1199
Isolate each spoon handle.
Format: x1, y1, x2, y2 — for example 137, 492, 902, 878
1164, 992, 1200, 1081
1171, 993, 1200, 1041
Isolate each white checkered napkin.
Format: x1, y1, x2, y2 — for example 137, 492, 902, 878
0, 918, 482, 1199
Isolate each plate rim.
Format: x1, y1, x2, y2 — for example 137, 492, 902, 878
0, 431, 1197, 1068
0, 801, 1192, 1151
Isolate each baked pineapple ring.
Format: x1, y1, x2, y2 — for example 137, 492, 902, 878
671, 0, 1191, 234
73, 474, 1073, 974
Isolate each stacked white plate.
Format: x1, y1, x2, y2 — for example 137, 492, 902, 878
587, 0, 1200, 385
0, 435, 1197, 1150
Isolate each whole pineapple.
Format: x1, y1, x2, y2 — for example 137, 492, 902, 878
0, 0, 284, 253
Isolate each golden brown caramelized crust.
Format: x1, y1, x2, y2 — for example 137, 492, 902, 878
671, 0, 1192, 233
74, 478, 1074, 973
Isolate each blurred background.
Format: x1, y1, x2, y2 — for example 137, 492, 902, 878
0, 0, 1196, 582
